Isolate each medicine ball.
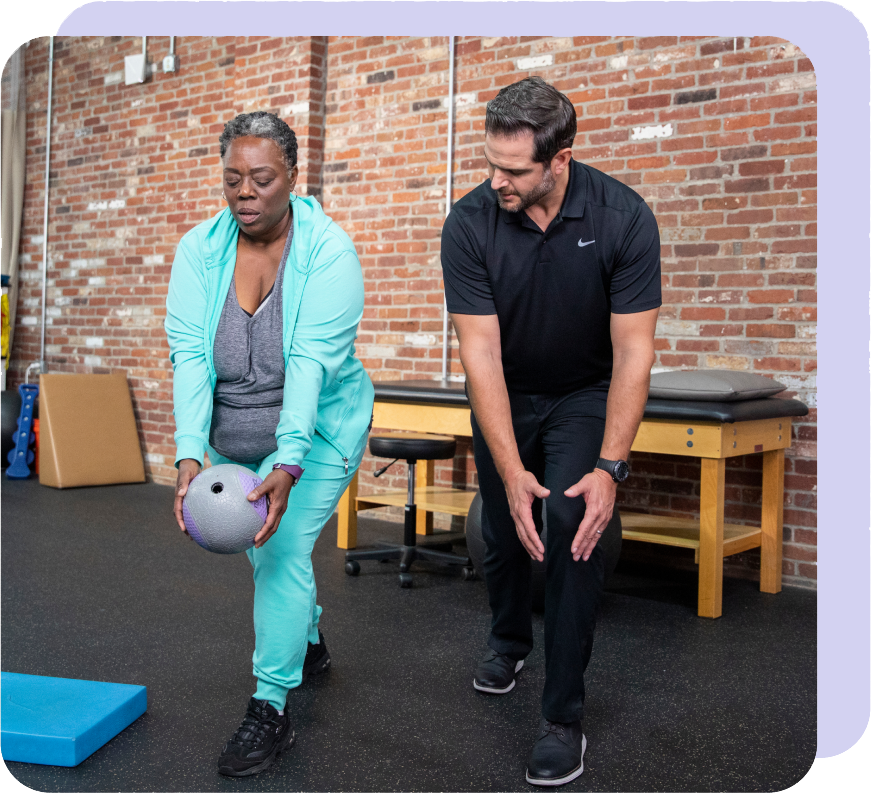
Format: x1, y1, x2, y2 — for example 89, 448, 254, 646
182, 464, 268, 554
1, 389, 23, 470
465, 491, 622, 613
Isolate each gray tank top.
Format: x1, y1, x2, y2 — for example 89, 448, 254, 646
209, 227, 292, 463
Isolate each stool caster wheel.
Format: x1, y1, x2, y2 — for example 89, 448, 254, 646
461, 566, 477, 581
345, 560, 360, 576
399, 573, 413, 588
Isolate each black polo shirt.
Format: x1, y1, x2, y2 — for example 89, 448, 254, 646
441, 158, 661, 395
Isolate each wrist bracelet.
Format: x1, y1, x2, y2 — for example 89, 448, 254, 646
272, 463, 304, 482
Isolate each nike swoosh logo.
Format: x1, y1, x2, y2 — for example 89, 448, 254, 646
578, 239, 595, 247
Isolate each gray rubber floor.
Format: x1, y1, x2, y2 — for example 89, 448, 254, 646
1, 478, 815, 791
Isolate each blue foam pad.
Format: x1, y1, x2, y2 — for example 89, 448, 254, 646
1, 672, 147, 767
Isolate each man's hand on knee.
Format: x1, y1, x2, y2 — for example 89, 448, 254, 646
503, 469, 550, 562
566, 469, 616, 562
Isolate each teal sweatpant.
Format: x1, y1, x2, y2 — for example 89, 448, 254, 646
209, 427, 366, 711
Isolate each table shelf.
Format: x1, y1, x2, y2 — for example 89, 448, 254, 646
357, 486, 476, 517
620, 511, 762, 562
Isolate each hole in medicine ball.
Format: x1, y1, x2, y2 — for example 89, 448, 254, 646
182, 464, 269, 554
465, 491, 622, 613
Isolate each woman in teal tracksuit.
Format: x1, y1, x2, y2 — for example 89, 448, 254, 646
165, 112, 373, 777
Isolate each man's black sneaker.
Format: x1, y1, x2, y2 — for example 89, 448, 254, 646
473, 648, 524, 694
303, 630, 331, 680
525, 718, 586, 787
217, 697, 295, 777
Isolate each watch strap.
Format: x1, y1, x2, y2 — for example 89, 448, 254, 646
595, 458, 629, 482
272, 463, 303, 481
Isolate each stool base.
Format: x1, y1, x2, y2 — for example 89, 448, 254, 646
345, 523, 474, 587
345, 454, 475, 587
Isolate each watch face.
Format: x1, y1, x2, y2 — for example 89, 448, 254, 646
614, 461, 630, 482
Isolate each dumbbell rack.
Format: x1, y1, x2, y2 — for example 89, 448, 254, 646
6, 383, 39, 479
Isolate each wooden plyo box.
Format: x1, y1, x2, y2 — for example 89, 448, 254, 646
38, 372, 146, 489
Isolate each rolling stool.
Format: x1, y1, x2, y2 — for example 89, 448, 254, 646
344, 432, 473, 588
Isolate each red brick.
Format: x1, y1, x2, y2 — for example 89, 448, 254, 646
747, 62, 796, 79
777, 306, 816, 321
723, 113, 770, 131
700, 39, 745, 56
746, 324, 796, 338
674, 244, 720, 257
643, 170, 687, 184
680, 307, 726, 320
700, 324, 744, 336
753, 357, 801, 371
729, 307, 774, 321
628, 156, 671, 170
726, 209, 773, 225
774, 107, 817, 124
717, 274, 763, 288
675, 339, 719, 353
738, 160, 785, 176
702, 196, 747, 211
783, 544, 816, 562
792, 528, 818, 546
627, 94, 672, 110
673, 151, 717, 166
638, 37, 679, 49
748, 289, 795, 304
753, 125, 802, 142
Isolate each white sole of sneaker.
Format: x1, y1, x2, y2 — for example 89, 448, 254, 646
472, 659, 524, 694
525, 734, 586, 787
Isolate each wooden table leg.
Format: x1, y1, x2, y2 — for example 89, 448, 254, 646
336, 471, 359, 550
698, 457, 725, 618
416, 459, 434, 536
760, 448, 785, 594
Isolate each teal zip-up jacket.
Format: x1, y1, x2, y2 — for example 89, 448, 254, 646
165, 195, 374, 471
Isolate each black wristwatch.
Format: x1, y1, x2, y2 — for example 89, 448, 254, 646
595, 458, 630, 483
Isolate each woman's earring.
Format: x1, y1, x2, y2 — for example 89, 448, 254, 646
289, 189, 298, 203
221, 191, 226, 201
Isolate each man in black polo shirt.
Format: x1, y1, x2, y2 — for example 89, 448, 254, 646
441, 77, 661, 786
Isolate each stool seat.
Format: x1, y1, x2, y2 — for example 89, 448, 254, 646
369, 432, 456, 461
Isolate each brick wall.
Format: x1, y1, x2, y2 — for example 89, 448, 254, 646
10, 36, 816, 585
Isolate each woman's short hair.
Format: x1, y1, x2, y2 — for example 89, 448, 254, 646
219, 111, 298, 173
485, 77, 577, 164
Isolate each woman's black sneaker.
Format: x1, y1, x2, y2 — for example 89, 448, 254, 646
217, 698, 295, 777
303, 630, 331, 679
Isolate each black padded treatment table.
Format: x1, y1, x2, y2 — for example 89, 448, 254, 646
336, 380, 809, 618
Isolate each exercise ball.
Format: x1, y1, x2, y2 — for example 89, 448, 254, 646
1, 389, 23, 470
182, 464, 268, 554
465, 491, 622, 613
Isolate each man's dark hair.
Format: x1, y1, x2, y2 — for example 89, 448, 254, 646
485, 77, 577, 163
219, 111, 298, 173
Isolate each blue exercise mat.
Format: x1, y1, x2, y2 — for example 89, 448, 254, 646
1, 672, 147, 767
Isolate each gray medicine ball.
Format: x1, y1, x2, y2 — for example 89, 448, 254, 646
182, 464, 268, 554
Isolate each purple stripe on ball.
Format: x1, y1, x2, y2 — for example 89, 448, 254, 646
237, 470, 269, 523
182, 500, 208, 548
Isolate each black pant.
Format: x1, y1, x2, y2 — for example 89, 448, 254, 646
471, 386, 608, 724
